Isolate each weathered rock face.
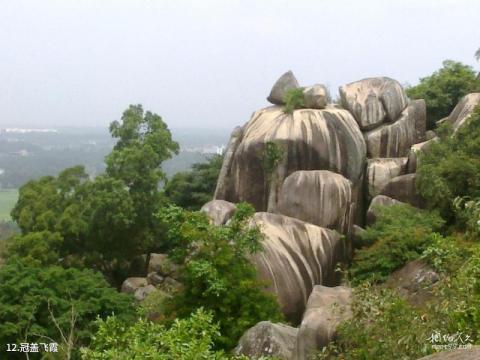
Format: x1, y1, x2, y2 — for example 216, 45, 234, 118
303, 84, 328, 109
234, 321, 298, 360
366, 195, 405, 225
267, 71, 300, 105
363, 99, 427, 158
339, 77, 409, 130
134, 284, 156, 302
365, 158, 408, 199
214, 126, 243, 199
121, 277, 148, 294
386, 259, 439, 307
200, 200, 236, 226
407, 138, 438, 173
417, 346, 480, 360
148, 253, 179, 277
296, 285, 352, 360
381, 173, 424, 208
214, 107, 366, 211
277, 170, 354, 235
447, 93, 480, 132
251, 212, 344, 323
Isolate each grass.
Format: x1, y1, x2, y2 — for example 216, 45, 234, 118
0, 190, 18, 221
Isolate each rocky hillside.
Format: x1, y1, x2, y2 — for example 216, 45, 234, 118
198, 71, 480, 359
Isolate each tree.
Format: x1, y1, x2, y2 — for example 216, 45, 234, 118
157, 203, 283, 350
105, 105, 179, 256
0, 261, 135, 359
406, 60, 480, 129
164, 154, 223, 210
9, 105, 179, 284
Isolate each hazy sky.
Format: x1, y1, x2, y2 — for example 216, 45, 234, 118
1, 0, 479, 129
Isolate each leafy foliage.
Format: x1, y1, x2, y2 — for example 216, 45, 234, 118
157, 203, 283, 350
283, 87, 305, 114
0, 262, 135, 359
416, 106, 480, 222
164, 154, 223, 210
406, 60, 480, 129
349, 204, 444, 284
81, 308, 231, 360
261, 141, 284, 180
420, 233, 468, 273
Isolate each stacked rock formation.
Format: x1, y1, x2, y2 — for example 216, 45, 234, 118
202, 71, 439, 358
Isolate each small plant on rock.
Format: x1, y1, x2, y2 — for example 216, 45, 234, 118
283, 87, 305, 114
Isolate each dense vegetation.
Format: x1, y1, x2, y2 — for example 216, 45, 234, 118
406, 60, 480, 129
319, 105, 480, 358
349, 204, 444, 284
164, 154, 223, 210
158, 203, 282, 349
0, 105, 281, 359
283, 87, 305, 114
416, 106, 480, 223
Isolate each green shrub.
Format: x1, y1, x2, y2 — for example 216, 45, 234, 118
349, 204, 444, 284
283, 88, 305, 114
81, 308, 231, 360
436, 244, 480, 341
420, 233, 469, 273
316, 284, 437, 359
406, 60, 480, 129
417, 105, 480, 222
156, 203, 283, 350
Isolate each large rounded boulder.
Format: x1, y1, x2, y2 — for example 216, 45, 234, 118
234, 321, 298, 360
214, 106, 366, 211
339, 77, 409, 130
277, 170, 354, 234
251, 212, 344, 323
267, 70, 300, 105
296, 285, 352, 360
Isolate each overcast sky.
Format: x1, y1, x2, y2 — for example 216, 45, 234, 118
1, 0, 479, 129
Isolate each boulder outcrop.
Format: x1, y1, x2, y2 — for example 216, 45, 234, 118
277, 170, 354, 234
363, 99, 427, 158
200, 199, 236, 225
380, 173, 424, 208
251, 212, 344, 323
303, 84, 328, 109
267, 71, 300, 105
366, 158, 408, 199
339, 77, 409, 130
214, 106, 366, 211
407, 138, 438, 173
121, 277, 148, 294
148, 253, 179, 277
446, 93, 480, 132
234, 321, 298, 360
366, 195, 405, 225
214, 126, 243, 199
386, 259, 439, 307
296, 285, 352, 359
